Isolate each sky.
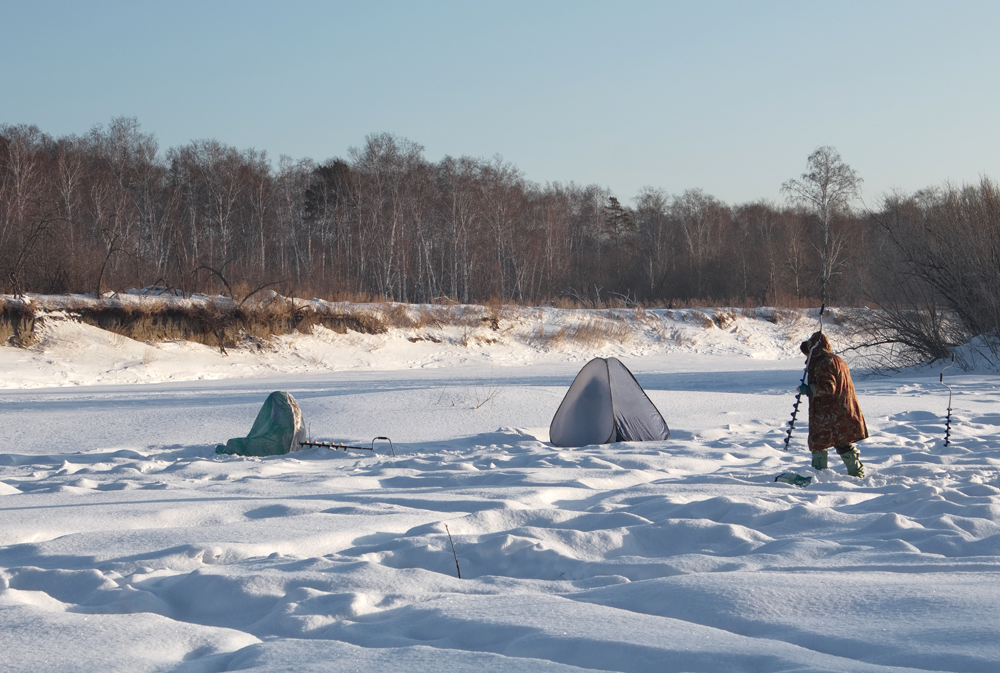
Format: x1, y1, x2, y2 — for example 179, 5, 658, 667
2, 0, 999, 206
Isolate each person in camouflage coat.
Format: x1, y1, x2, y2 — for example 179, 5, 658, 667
799, 331, 868, 477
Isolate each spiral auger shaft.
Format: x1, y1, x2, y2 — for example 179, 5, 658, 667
783, 388, 805, 451
941, 354, 956, 448
781, 304, 825, 452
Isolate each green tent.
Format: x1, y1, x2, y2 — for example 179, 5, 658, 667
216, 391, 306, 456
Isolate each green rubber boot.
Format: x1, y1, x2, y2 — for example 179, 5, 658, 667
811, 449, 828, 470
840, 448, 865, 478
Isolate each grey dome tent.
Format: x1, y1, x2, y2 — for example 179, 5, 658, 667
216, 391, 307, 456
549, 357, 669, 448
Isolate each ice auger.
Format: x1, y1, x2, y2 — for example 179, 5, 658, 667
299, 436, 396, 455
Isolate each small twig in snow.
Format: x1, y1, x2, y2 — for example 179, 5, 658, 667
445, 524, 461, 579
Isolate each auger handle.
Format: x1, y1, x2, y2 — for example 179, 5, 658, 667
373, 436, 395, 456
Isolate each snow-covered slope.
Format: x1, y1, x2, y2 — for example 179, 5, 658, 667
1, 299, 832, 388
2, 300, 998, 672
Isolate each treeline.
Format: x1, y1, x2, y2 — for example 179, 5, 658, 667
0, 117, 958, 312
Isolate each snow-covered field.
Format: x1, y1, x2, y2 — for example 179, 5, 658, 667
3, 303, 1000, 672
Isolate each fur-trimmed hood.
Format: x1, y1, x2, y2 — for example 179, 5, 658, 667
801, 331, 831, 357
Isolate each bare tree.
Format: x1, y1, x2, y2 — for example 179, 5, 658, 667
0, 125, 62, 288
534, 182, 574, 299
862, 180, 1000, 365
477, 156, 528, 300
244, 148, 272, 276
671, 189, 730, 298
349, 133, 426, 298
633, 186, 671, 294
304, 159, 353, 286
436, 156, 480, 303
782, 146, 862, 303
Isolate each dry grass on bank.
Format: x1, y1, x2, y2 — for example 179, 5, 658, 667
0, 298, 36, 347
1, 293, 523, 353
373, 300, 510, 333
1, 296, 388, 352
530, 317, 634, 351
3, 293, 832, 356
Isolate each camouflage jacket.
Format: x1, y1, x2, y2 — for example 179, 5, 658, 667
807, 349, 869, 452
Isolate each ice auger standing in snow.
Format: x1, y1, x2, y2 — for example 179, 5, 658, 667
782, 304, 825, 451
941, 354, 956, 447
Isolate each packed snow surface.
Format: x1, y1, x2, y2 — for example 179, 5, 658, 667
3, 302, 1000, 672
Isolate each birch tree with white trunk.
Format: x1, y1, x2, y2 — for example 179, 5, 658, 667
782, 146, 862, 303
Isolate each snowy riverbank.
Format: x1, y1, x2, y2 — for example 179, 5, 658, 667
2, 302, 999, 672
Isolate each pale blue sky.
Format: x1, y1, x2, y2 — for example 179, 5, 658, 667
2, 0, 998, 205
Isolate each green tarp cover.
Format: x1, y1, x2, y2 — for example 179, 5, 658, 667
216, 391, 306, 456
